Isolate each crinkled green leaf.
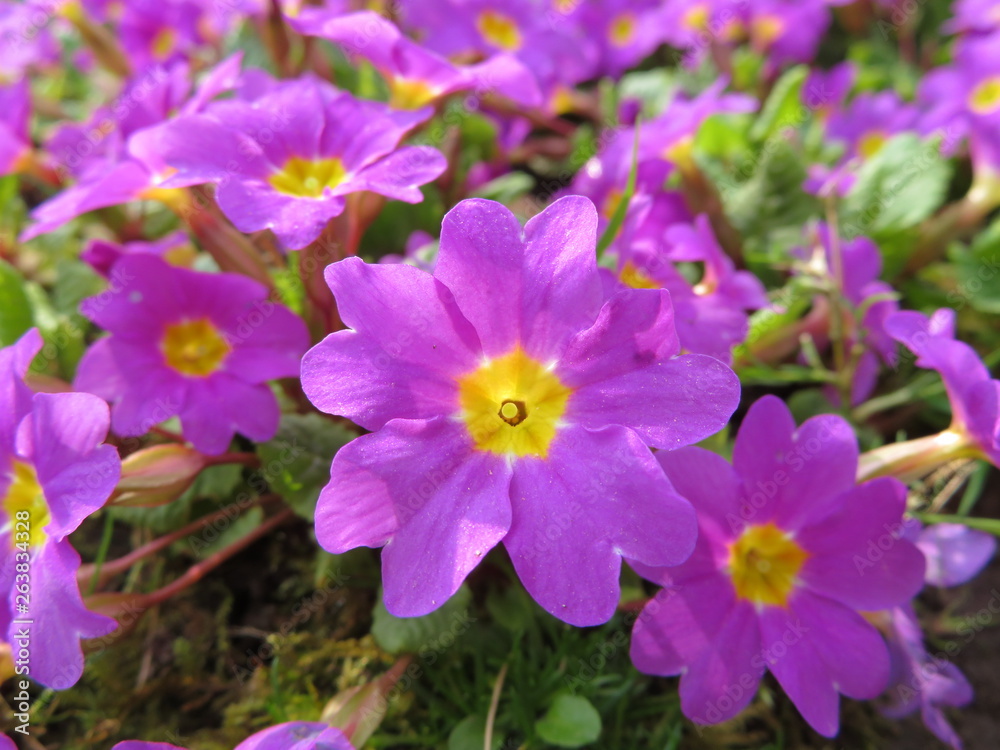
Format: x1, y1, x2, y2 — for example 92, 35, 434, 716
372, 584, 473, 654
257, 413, 355, 520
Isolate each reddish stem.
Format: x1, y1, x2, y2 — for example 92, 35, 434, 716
80, 495, 283, 588
139, 508, 296, 608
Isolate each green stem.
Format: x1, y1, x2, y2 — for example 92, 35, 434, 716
87, 513, 116, 595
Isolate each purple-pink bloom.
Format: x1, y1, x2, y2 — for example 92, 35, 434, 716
611, 214, 768, 363
795, 225, 898, 404
866, 520, 993, 748
908, 520, 996, 588
802, 62, 856, 117
0, 79, 31, 177
73, 254, 310, 455
1, 329, 120, 690
301, 196, 739, 626
876, 605, 973, 750
744, 0, 831, 68
885, 308, 1000, 466
288, 10, 541, 110
805, 91, 918, 197
150, 77, 446, 249
919, 32, 1000, 169
113, 720, 354, 750
22, 55, 243, 241
81, 231, 194, 277
944, 0, 1000, 35
558, 0, 668, 79
0, 1, 60, 81
118, 0, 210, 71
629, 395, 925, 735
397, 0, 595, 107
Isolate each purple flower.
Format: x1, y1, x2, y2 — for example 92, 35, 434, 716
744, 0, 831, 68
113, 720, 355, 750
639, 80, 757, 174
0, 79, 31, 177
73, 255, 310, 455
568, 80, 753, 229
288, 10, 541, 110
612, 215, 768, 363
118, 0, 209, 71
301, 196, 739, 626
559, 0, 669, 79
805, 91, 918, 197
150, 77, 446, 249
0, 1, 60, 81
397, 0, 595, 105
795, 225, 899, 404
81, 231, 194, 278
915, 522, 996, 588
944, 0, 1000, 35
660, 1, 747, 66
1, 330, 121, 690
885, 308, 1000, 466
802, 62, 855, 117
827, 91, 918, 161
875, 606, 974, 750
919, 32, 1000, 169
629, 395, 925, 735
22, 55, 243, 241
865, 521, 993, 748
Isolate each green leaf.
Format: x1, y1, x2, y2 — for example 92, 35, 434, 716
371, 584, 473, 654
535, 693, 602, 748
950, 217, 1000, 314
473, 171, 535, 203
723, 139, 819, 244
448, 715, 503, 750
257, 413, 355, 520
749, 65, 808, 143
617, 69, 677, 118
842, 133, 952, 236
0, 260, 34, 346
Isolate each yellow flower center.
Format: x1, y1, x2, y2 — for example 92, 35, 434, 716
151, 28, 177, 60
682, 4, 709, 31
4, 461, 50, 549
619, 262, 660, 290
858, 130, 888, 159
969, 76, 1000, 115
457, 347, 571, 458
161, 318, 231, 377
553, 0, 577, 14
609, 13, 636, 47
390, 78, 439, 110
600, 188, 624, 220
269, 157, 347, 198
751, 15, 784, 47
728, 522, 809, 607
662, 134, 696, 172
551, 86, 576, 116
477, 10, 522, 51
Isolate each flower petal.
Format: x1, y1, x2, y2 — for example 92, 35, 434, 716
679, 600, 764, 725
630, 574, 736, 677
799, 478, 926, 610
317, 417, 512, 617
504, 424, 697, 626
302, 258, 482, 431
9, 540, 116, 690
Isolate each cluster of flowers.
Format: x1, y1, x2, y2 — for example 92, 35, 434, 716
2, 0, 999, 747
